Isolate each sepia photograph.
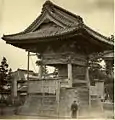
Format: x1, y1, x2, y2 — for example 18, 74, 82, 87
0, 0, 114, 119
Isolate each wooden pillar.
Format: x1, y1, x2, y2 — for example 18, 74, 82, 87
38, 65, 43, 79
56, 80, 60, 117
36, 53, 43, 79
11, 75, 17, 104
27, 51, 30, 94
85, 66, 91, 108
27, 51, 30, 80
38, 55, 43, 79
67, 63, 73, 87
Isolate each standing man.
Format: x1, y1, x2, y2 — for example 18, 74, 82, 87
71, 100, 78, 118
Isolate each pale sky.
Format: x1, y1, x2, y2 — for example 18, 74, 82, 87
0, 0, 114, 72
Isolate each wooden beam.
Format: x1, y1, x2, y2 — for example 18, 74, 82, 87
42, 52, 87, 66
67, 63, 73, 87
56, 80, 61, 117
42, 58, 87, 66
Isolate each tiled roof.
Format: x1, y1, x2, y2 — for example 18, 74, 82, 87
2, 0, 114, 49
22, 0, 83, 33
84, 25, 114, 46
2, 26, 78, 41
12, 68, 35, 81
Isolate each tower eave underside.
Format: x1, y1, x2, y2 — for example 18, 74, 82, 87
2, 28, 113, 53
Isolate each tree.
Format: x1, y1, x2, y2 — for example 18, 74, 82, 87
89, 53, 114, 102
0, 57, 12, 105
42, 65, 48, 78
104, 78, 114, 102
0, 57, 9, 91
53, 67, 58, 78
89, 56, 106, 85
104, 60, 114, 102
36, 59, 48, 78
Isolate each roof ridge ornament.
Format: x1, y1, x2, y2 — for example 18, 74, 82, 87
108, 35, 114, 42
42, 0, 53, 12
76, 16, 83, 24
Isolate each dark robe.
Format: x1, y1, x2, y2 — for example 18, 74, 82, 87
71, 103, 78, 118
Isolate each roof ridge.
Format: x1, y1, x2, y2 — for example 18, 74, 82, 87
43, 0, 83, 23
24, 0, 69, 33
22, 1, 53, 33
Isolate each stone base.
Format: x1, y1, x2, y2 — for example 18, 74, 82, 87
18, 94, 57, 116
59, 87, 89, 117
18, 87, 90, 117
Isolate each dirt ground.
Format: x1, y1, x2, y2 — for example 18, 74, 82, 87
0, 106, 114, 119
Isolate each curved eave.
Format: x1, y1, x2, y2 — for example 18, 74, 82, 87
2, 25, 114, 49
2, 26, 81, 43
84, 25, 114, 46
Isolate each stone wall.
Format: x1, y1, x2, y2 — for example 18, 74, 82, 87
19, 77, 89, 117
19, 94, 57, 116
18, 85, 89, 117
28, 79, 58, 94
59, 87, 89, 117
